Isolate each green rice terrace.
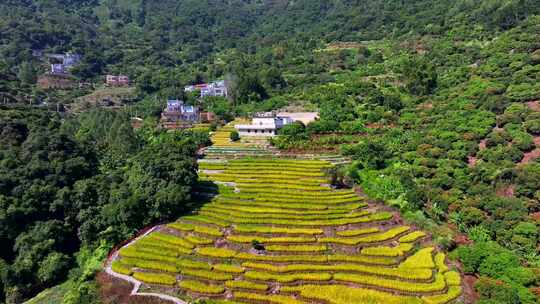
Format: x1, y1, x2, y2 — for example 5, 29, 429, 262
107, 153, 463, 303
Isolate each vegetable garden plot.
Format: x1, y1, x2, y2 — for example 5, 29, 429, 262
110, 158, 462, 303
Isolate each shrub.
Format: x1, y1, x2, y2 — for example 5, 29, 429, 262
179, 280, 225, 294
478, 252, 520, 279
230, 130, 240, 141
524, 119, 540, 134
475, 277, 520, 304
251, 239, 265, 251
450, 241, 505, 273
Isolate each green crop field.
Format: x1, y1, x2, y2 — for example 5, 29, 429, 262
111, 158, 462, 303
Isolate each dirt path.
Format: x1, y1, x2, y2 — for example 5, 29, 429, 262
104, 226, 187, 304
519, 136, 540, 165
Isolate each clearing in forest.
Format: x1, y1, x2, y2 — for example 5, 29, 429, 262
108, 155, 463, 303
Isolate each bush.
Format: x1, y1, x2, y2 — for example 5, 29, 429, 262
278, 121, 308, 139
251, 240, 265, 251
229, 130, 240, 141
479, 252, 520, 279
524, 119, 540, 134
451, 242, 505, 273
475, 277, 520, 304
306, 120, 340, 134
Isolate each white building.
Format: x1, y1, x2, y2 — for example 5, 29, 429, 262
277, 112, 319, 125
48, 52, 81, 75
235, 111, 319, 137
184, 80, 228, 98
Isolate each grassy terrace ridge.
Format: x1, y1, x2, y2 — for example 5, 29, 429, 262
110, 157, 462, 303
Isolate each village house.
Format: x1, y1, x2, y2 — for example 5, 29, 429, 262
185, 80, 228, 98
106, 75, 130, 86
235, 113, 292, 137
160, 100, 199, 130
277, 112, 320, 125
47, 52, 81, 75
235, 111, 319, 137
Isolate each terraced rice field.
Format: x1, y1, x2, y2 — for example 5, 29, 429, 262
110, 158, 462, 303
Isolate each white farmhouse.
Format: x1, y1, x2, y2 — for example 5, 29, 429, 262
235, 115, 292, 137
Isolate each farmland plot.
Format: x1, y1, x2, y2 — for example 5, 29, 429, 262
110, 158, 462, 304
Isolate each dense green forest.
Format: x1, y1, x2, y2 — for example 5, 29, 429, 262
0, 0, 539, 303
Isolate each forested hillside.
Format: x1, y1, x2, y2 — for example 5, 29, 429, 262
0, 0, 539, 303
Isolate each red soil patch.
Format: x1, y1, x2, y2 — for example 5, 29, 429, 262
96, 272, 171, 304
463, 275, 480, 304
526, 100, 540, 111
531, 286, 540, 300
496, 184, 515, 198
417, 102, 433, 110
454, 234, 473, 246
519, 136, 540, 165
478, 139, 487, 151
467, 156, 478, 167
